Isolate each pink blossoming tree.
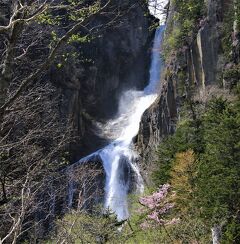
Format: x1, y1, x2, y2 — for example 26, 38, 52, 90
139, 184, 179, 229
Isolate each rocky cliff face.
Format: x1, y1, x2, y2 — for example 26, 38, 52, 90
51, 0, 155, 161
137, 0, 240, 168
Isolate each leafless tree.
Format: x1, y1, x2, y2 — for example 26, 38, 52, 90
148, 0, 169, 20
51, 162, 120, 244
0, 80, 73, 243
0, 0, 127, 242
0, 0, 119, 114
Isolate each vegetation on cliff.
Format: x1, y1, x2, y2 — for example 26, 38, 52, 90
151, 92, 240, 243
163, 0, 204, 60
0, 0, 240, 243
137, 0, 240, 242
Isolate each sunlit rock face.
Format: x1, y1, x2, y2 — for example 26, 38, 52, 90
137, 0, 231, 172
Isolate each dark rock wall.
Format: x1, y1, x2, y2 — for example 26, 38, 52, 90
137, 76, 178, 167
51, 0, 155, 161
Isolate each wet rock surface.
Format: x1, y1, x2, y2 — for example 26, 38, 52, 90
51, 0, 155, 161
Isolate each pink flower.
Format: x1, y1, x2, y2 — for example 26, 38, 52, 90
158, 203, 175, 214
165, 218, 180, 225
140, 184, 171, 209
148, 211, 159, 222
140, 222, 151, 229
139, 196, 156, 209
139, 184, 176, 227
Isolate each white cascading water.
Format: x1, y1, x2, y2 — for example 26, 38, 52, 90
70, 26, 164, 220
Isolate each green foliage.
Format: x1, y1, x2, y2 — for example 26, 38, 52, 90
170, 150, 196, 213
125, 227, 172, 244
195, 98, 240, 224
164, 26, 181, 51
153, 114, 203, 186
235, 0, 240, 31
38, 1, 100, 26
50, 210, 123, 243
224, 64, 240, 80
177, 70, 187, 96
222, 3, 235, 59
37, 12, 62, 26
68, 34, 93, 44
38, 0, 100, 47
124, 205, 210, 244
173, 0, 204, 22
153, 95, 240, 242
223, 64, 240, 90
68, 1, 100, 21
222, 217, 240, 243
163, 0, 204, 59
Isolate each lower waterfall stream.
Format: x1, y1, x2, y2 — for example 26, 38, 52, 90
68, 26, 164, 221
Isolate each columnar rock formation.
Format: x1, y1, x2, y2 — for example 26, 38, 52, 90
137, 0, 240, 168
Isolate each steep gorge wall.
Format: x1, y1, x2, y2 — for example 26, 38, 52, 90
51, 1, 156, 161
137, 0, 240, 169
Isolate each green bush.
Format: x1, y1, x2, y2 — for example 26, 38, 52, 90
163, 0, 205, 60
153, 96, 240, 242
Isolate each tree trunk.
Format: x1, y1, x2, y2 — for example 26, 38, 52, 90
211, 225, 221, 244
0, 2, 25, 108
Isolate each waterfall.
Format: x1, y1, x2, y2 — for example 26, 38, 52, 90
72, 26, 164, 221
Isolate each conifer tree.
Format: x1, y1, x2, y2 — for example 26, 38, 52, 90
195, 97, 240, 242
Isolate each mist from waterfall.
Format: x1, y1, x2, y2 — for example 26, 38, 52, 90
71, 26, 164, 221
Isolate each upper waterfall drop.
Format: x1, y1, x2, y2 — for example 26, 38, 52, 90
71, 26, 165, 221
